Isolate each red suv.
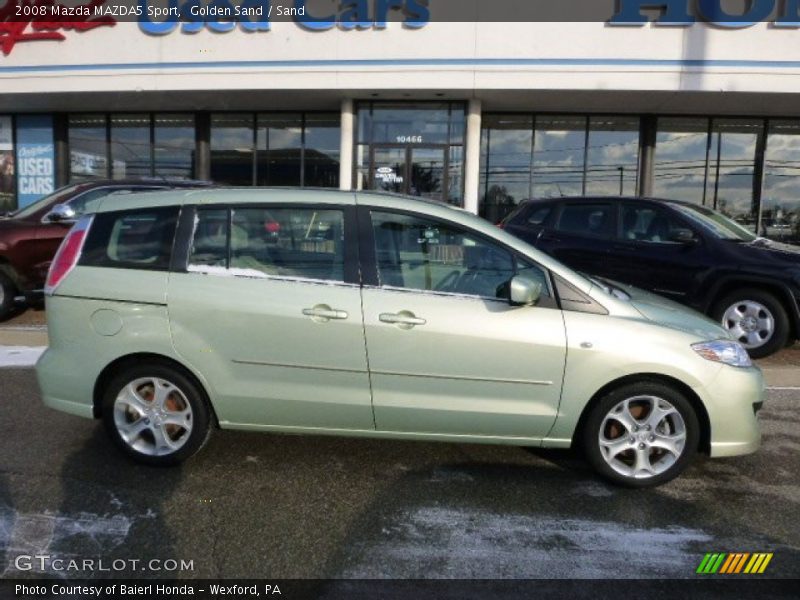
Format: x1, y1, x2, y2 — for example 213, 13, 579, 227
0, 179, 211, 319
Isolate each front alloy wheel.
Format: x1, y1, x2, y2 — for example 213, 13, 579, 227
713, 289, 789, 359
584, 382, 699, 487
103, 364, 212, 466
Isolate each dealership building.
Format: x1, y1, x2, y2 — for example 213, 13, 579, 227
3, 2, 800, 242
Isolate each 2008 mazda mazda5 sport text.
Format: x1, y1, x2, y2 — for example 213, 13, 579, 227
35, 189, 763, 487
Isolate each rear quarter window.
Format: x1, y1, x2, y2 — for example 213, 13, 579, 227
80, 207, 179, 271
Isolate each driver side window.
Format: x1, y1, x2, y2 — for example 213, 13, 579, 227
370, 211, 545, 299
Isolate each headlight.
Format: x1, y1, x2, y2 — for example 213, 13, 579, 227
692, 340, 752, 368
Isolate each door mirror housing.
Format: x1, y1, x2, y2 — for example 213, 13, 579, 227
44, 203, 77, 224
509, 275, 542, 307
669, 228, 697, 244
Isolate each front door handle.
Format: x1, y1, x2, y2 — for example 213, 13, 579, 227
379, 311, 427, 329
302, 305, 349, 322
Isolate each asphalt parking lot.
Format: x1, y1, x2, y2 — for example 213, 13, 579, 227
0, 365, 798, 581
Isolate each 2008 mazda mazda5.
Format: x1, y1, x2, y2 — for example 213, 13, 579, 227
36, 188, 763, 487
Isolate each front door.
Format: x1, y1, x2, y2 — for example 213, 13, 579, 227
168, 203, 374, 431
370, 145, 448, 202
359, 207, 567, 439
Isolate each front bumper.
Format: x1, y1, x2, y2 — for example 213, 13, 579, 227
698, 365, 764, 458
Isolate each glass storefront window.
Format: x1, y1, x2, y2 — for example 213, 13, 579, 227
0, 116, 15, 213
355, 102, 466, 205
256, 113, 302, 186
69, 114, 109, 181
210, 114, 255, 186
533, 115, 588, 198
154, 114, 195, 179
653, 118, 710, 204
705, 119, 762, 231
479, 115, 533, 221
762, 120, 800, 243
303, 113, 340, 188
110, 114, 150, 179
586, 116, 640, 196
358, 103, 454, 145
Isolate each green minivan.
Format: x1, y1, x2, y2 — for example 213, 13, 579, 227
36, 189, 763, 487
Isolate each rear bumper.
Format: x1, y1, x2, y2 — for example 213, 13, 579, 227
700, 365, 764, 458
36, 347, 96, 420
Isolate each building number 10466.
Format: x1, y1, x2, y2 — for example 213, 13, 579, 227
396, 135, 423, 144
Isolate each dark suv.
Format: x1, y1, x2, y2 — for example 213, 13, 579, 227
0, 179, 211, 319
501, 196, 800, 358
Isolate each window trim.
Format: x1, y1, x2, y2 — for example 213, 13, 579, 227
173, 203, 360, 287
355, 205, 557, 308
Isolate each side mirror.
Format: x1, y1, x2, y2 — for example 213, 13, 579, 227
669, 228, 696, 244
509, 275, 542, 307
44, 203, 77, 224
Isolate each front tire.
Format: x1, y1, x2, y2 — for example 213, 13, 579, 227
712, 289, 789, 359
582, 382, 699, 488
102, 363, 212, 466
0, 272, 17, 321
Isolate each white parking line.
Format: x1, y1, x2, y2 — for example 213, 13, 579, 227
0, 346, 46, 368
767, 386, 800, 391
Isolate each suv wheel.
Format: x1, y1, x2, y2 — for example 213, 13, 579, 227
102, 363, 212, 466
712, 289, 789, 359
582, 382, 699, 488
0, 272, 17, 321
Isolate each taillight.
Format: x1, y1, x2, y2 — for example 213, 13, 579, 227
265, 221, 281, 234
45, 216, 93, 295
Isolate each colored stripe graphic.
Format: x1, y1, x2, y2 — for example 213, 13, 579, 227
698, 552, 773, 574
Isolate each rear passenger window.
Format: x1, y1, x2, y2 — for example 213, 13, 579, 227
556, 203, 615, 238
188, 207, 345, 282
80, 207, 179, 270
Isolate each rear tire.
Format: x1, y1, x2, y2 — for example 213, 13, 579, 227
712, 289, 789, 359
0, 272, 17, 321
582, 381, 699, 488
102, 363, 212, 466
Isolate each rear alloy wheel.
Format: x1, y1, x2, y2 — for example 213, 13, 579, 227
583, 382, 699, 487
0, 272, 17, 321
713, 289, 789, 359
102, 364, 212, 466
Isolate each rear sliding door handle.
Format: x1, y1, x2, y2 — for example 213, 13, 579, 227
303, 305, 349, 322
379, 311, 427, 329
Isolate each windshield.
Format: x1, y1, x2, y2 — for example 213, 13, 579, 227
7, 184, 82, 220
669, 203, 757, 242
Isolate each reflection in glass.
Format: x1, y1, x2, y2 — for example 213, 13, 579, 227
533, 115, 587, 198
69, 114, 109, 181
586, 116, 640, 196
154, 114, 195, 179
210, 114, 255, 186
479, 115, 533, 222
410, 147, 445, 200
358, 103, 453, 145
256, 113, 302, 186
303, 113, 340, 188
762, 120, 800, 243
653, 118, 709, 204
110, 114, 150, 179
448, 146, 464, 206
705, 119, 762, 231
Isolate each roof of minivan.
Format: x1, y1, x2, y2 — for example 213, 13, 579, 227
86, 187, 471, 215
